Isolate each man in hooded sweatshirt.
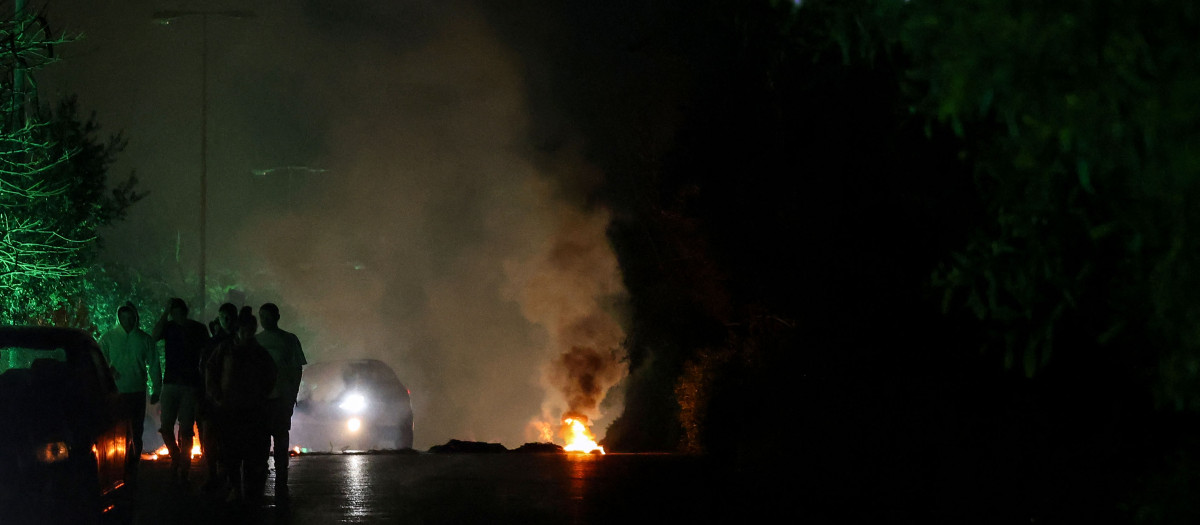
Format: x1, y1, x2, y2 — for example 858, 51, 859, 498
99, 302, 162, 482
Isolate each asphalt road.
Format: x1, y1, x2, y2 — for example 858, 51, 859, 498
119, 451, 738, 524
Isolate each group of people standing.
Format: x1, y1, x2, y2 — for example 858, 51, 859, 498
97, 297, 307, 505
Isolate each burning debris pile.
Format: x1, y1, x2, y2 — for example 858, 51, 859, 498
560, 413, 604, 454
510, 206, 629, 453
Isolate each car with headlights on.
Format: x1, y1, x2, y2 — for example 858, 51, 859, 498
0, 326, 131, 524
291, 359, 414, 451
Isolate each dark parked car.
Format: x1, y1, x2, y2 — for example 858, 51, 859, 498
0, 326, 130, 524
291, 359, 414, 451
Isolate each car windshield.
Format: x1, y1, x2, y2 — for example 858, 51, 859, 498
0, 347, 68, 375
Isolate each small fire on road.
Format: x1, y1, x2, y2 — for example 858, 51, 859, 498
145, 443, 201, 461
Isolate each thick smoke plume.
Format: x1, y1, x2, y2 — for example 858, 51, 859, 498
550, 345, 626, 416
507, 206, 628, 439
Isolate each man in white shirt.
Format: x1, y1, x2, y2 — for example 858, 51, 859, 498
256, 302, 307, 500
98, 302, 161, 481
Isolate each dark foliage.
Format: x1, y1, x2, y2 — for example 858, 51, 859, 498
2, 96, 144, 325
487, 0, 1200, 520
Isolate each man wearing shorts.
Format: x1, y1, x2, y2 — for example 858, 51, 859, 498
152, 297, 210, 483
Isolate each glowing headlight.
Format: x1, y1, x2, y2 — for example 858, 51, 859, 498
35, 441, 70, 463
339, 393, 367, 413
347, 417, 362, 432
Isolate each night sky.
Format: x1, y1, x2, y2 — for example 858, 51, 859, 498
39, 0, 633, 450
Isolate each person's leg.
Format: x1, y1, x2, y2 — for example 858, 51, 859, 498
130, 393, 147, 456
226, 457, 244, 503
199, 417, 224, 491
175, 387, 198, 481
157, 385, 182, 473
124, 392, 147, 479
225, 410, 248, 502
248, 411, 272, 503
212, 408, 237, 497
270, 399, 292, 496
272, 432, 289, 497
204, 418, 218, 477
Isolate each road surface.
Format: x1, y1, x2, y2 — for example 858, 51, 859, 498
118, 451, 742, 524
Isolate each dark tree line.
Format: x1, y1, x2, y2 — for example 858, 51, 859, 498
488, 0, 1200, 521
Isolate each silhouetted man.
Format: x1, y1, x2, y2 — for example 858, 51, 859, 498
206, 307, 275, 504
152, 297, 210, 483
256, 302, 307, 500
98, 302, 161, 482
198, 302, 238, 492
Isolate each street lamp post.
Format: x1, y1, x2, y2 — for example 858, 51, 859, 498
153, 8, 255, 317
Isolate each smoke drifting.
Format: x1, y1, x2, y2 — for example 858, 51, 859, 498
38, 0, 630, 449
233, 7, 631, 448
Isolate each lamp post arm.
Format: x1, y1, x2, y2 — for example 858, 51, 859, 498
153, 10, 256, 24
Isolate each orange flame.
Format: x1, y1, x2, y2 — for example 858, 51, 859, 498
150, 443, 202, 460
561, 415, 605, 454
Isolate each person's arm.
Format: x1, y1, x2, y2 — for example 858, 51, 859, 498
205, 347, 224, 405
99, 332, 122, 381
199, 321, 212, 344
290, 334, 305, 402
150, 305, 170, 341
292, 334, 307, 366
145, 335, 162, 404
253, 347, 277, 401
98, 332, 111, 363
265, 352, 278, 400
